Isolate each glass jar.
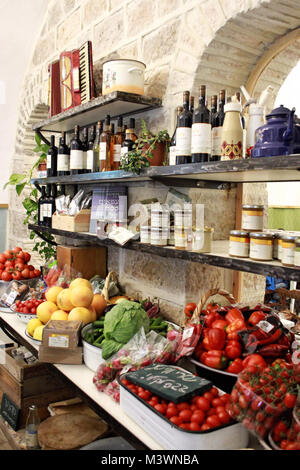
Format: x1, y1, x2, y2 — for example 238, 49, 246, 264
174, 207, 193, 229
294, 238, 300, 267
241, 205, 264, 231
249, 232, 273, 261
168, 227, 175, 246
193, 227, 213, 253
150, 227, 168, 246
281, 236, 296, 266
229, 230, 250, 258
151, 207, 169, 228
174, 227, 187, 250
140, 225, 150, 244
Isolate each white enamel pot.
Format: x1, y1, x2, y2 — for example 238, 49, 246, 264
102, 59, 146, 96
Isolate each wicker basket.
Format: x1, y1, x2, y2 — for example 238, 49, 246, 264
188, 288, 237, 325
101, 271, 119, 303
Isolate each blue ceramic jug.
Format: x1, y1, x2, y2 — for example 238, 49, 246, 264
251, 105, 300, 157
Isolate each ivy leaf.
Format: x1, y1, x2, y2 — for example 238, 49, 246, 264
22, 197, 38, 212
35, 133, 41, 146
16, 182, 26, 196
3, 173, 26, 189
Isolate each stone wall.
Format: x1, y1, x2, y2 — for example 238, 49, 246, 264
8, 0, 300, 324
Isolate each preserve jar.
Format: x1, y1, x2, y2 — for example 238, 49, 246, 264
241, 205, 264, 231
229, 230, 250, 258
140, 225, 150, 244
174, 227, 187, 250
151, 206, 169, 228
150, 227, 168, 246
174, 207, 193, 229
294, 238, 300, 267
249, 232, 273, 261
193, 227, 213, 253
281, 235, 296, 266
168, 227, 175, 246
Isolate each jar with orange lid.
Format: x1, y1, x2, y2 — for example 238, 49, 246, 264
249, 232, 273, 261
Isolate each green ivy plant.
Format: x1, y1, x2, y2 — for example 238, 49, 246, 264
120, 120, 170, 174
4, 133, 56, 263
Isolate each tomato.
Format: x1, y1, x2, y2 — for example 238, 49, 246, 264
211, 397, 224, 408
195, 397, 210, 412
284, 393, 297, 409
34, 269, 41, 277
190, 410, 205, 424
15, 252, 25, 261
23, 252, 31, 262
189, 422, 201, 431
201, 423, 212, 431
220, 393, 230, 404
1, 271, 12, 282
285, 442, 300, 451
177, 402, 190, 411
184, 302, 197, 318
179, 409, 193, 422
15, 262, 24, 272
210, 387, 219, 397
206, 415, 221, 428
11, 271, 22, 280
4, 260, 14, 268
28, 265, 35, 271
215, 405, 226, 415
4, 250, 14, 260
29, 271, 36, 279
154, 404, 167, 415
169, 416, 182, 426
203, 391, 214, 403
138, 391, 151, 401
12, 246, 22, 254
242, 354, 267, 371
217, 410, 230, 424
166, 407, 178, 419
0, 254, 7, 264
179, 423, 190, 430
21, 268, 30, 279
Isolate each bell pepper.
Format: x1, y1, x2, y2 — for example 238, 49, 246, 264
204, 311, 223, 328
225, 339, 242, 359
211, 319, 228, 330
225, 308, 245, 324
226, 318, 246, 334
207, 327, 226, 350
200, 350, 228, 370
227, 358, 244, 374
242, 354, 267, 370
248, 310, 267, 326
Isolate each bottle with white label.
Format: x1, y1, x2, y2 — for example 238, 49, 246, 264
38, 186, 46, 226
169, 106, 183, 165
86, 125, 96, 173
46, 135, 57, 177
43, 185, 52, 227
99, 115, 112, 172
176, 91, 192, 165
93, 121, 103, 173
25, 405, 40, 450
57, 131, 70, 176
70, 125, 84, 175
191, 85, 211, 163
121, 128, 135, 166
112, 118, 124, 170
211, 90, 225, 161
82, 127, 89, 173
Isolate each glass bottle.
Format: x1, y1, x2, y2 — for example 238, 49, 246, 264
38, 186, 46, 226
112, 117, 124, 170
82, 127, 89, 173
211, 90, 225, 161
57, 131, 70, 176
126, 118, 138, 142
169, 106, 183, 165
99, 115, 112, 171
176, 91, 192, 165
121, 128, 135, 165
25, 405, 40, 450
189, 95, 194, 119
86, 125, 96, 173
191, 85, 211, 163
70, 125, 84, 175
46, 135, 57, 177
109, 122, 115, 170
93, 121, 103, 172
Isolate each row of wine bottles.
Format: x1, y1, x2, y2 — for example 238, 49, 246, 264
169, 86, 241, 164
37, 184, 59, 227
45, 116, 138, 177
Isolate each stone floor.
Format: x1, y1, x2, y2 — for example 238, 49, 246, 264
0, 427, 14, 450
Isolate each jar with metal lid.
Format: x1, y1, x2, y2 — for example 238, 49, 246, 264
193, 227, 213, 253
168, 227, 175, 246
229, 230, 250, 258
140, 225, 150, 244
151, 206, 169, 228
294, 238, 300, 267
242, 205, 264, 231
174, 206, 193, 229
281, 235, 296, 266
174, 227, 188, 250
150, 227, 168, 246
249, 232, 273, 261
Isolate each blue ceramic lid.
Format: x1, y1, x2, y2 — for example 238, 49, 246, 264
266, 105, 292, 119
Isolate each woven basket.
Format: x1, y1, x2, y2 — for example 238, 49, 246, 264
188, 288, 237, 325
101, 271, 119, 303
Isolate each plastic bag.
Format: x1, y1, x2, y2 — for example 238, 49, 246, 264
89, 275, 120, 297
93, 326, 182, 402
43, 261, 82, 289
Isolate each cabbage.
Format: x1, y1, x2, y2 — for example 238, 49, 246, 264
102, 300, 150, 359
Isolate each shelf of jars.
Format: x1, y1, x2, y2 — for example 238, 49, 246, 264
32, 91, 162, 134
31, 154, 300, 187
28, 224, 300, 281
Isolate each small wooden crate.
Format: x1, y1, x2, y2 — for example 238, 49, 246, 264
52, 209, 91, 232
0, 348, 75, 428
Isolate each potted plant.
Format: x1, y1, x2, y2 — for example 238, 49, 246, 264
120, 120, 170, 174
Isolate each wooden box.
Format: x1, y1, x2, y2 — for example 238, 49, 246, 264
0, 348, 75, 428
57, 245, 107, 280
52, 209, 91, 232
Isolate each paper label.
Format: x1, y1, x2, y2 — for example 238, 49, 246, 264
176, 127, 191, 155
242, 213, 263, 230
191, 123, 211, 154
169, 145, 177, 165
70, 149, 83, 169
257, 320, 274, 334
229, 240, 249, 257
86, 150, 94, 170
99, 142, 107, 161
113, 144, 121, 162
46, 154, 51, 169
212, 126, 222, 156
48, 334, 69, 348
83, 151, 87, 170
57, 153, 69, 171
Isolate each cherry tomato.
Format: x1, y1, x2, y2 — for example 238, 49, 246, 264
284, 393, 297, 409
217, 410, 230, 424
1, 271, 12, 282
177, 402, 190, 411
179, 409, 193, 422
220, 394, 230, 404
189, 422, 201, 431
154, 404, 167, 415
169, 416, 183, 426
184, 302, 197, 318
211, 397, 224, 408
21, 268, 30, 279
203, 391, 214, 403
0, 254, 7, 264
206, 414, 221, 428
201, 423, 212, 431
179, 423, 191, 430
210, 387, 219, 397
23, 252, 31, 263
195, 397, 210, 412
190, 410, 205, 424
138, 391, 151, 401
166, 407, 178, 419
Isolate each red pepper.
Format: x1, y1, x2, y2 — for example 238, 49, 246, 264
248, 310, 267, 326
225, 308, 245, 324
226, 318, 246, 334
226, 331, 240, 341
242, 354, 267, 370
225, 340, 242, 359
207, 328, 226, 350
200, 350, 228, 370
250, 328, 282, 350
211, 319, 228, 330
257, 344, 289, 358
204, 311, 223, 327
227, 358, 244, 374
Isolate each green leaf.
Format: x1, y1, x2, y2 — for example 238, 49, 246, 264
22, 197, 38, 212
3, 173, 26, 189
35, 133, 41, 146
16, 182, 26, 196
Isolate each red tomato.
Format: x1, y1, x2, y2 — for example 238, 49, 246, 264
177, 402, 190, 411
184, 302, 197, 318
15, 262, 24, 272
195, 397, 210, 412
166, 407, 178, 419
34, 269, 41, 277
206, 415, 221, 428
21, 268, 30, 279
0, 263, 4, 270
29, 271, 36, 279
189, 422, 201, 431
203, 391, 214, 403
11, 271, 22, 281
217, 410, 230, 424
138, 391, 151, 401
190, 410, 205, 424
12, 246, 22, 254
169, 416, 182, 426
220, 394, 230, 404
179, 409, 193, 422
179, 423, 191, 430
154, 404, 167, 415
210, 387, 219, 397
4, 250, 14, 260
4, 260, 14, 268
211, 397, 224, 408
1, 271, 12, 282
23, 252, 31, 262
201, 423, 212, 431
284, 393, 297, 409
0, 254, 7, 263
28, 265, 35, 271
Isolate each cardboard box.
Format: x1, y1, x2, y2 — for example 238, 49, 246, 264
56, 245, 107, 280
38, 346, 83, 365
42, 320, 82, 350
52, 209, 91, 232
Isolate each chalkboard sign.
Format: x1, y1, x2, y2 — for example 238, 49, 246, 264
125, 364, 212, 403
0, 393, 20, 430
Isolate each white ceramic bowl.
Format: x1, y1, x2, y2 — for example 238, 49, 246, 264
16, 312, 37, 324
81, 323, 105, 372
25, 328, 41, 343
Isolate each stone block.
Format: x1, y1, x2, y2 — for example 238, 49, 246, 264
63, 0, 76, 14
144, 65, 169, 99
142, 20, 180, 65
126, 0, 155, 38
200, 0, 226, 32
155, 0, 181, 16
48, 1, 64, 31
167, 69, 194, 94
56, 8, 81, 50
93, 8, 124, 58
83, 0, 107, 26
32, 31, 56, 67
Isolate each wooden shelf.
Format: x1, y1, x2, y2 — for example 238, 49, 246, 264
31, 154, 300, 186
29, 224, 300, 281
32, 91, 162, 134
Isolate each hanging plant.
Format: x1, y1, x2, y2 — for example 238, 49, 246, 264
4, 134, 56, 262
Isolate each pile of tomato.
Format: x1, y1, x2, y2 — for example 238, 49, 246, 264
227, 359, 300, 448
0, 246, 41, 282
14, 298, 44, 315
120, 377, 234, 432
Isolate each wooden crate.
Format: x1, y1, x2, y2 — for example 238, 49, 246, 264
56, 245, 107, 280
52, 209, 91, 232
0, 348, 75, 428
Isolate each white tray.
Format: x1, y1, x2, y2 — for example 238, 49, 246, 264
190, 357, 238, 378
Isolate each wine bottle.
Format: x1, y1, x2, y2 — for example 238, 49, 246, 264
70, 125, 84, 175
38, 186, 46, 226
191, 85, 211, 163
82, 127, 89, 173
190, 96, 195, 118
126, 118, 138, 142
44, 184, 52, 227
86, 125, 96, 173
121, 128, 135, 165
211, 90, 225, 161
46, 135, 57, 177
176, 91, 192, 165
99, 115, 112, 171
169, 106, 183, 165
112, 118, 124, 170
93, 121, 103, 172
110, 123, 115, 170
57, 131, 70, 176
